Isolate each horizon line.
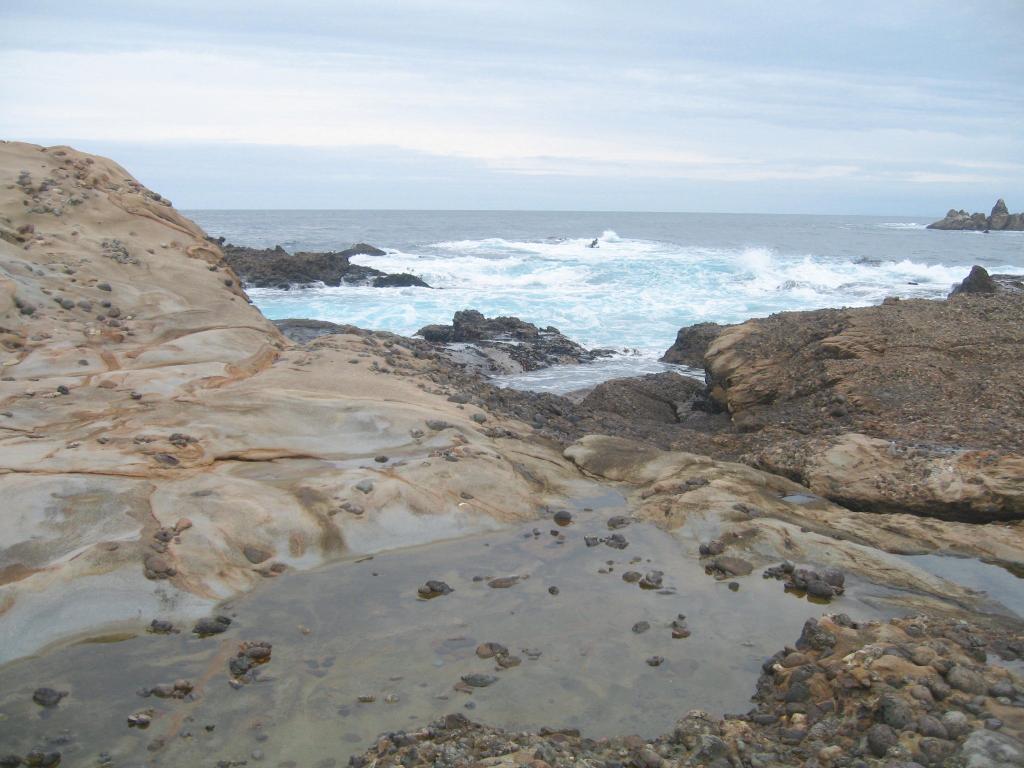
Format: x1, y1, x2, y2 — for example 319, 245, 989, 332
182, 207, 937, 219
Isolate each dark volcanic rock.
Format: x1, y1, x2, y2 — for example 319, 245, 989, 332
221, 242, 429, 289
416, 309, 612, 374
948, 265, 1023, 298
659, 322, 727, 368
580, 371, 704, 423
927, 199, 1024, 231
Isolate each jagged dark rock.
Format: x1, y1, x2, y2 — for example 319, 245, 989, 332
927, 199, 1024, 231
659, 322, 727, 368
220, 242, 429, 289
416, 309, 614, 374
949, 265, 1024, 297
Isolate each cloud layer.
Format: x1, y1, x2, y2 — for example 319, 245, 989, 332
2, 1, 1021, 212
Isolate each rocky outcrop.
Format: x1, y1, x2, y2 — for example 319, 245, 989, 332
949, 265, 1024, 297
701, 285, 1024, 521
659, 321, 726, 368
353, 613, 1024, 768
220, 242, 429, 289
927, 198, 1024, 231
416, 309, 614, 374
0, 142, 579, 661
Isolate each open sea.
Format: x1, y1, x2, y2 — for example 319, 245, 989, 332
187, 210, 1024, 390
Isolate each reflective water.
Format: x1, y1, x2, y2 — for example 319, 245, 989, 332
0, 489, 897, 766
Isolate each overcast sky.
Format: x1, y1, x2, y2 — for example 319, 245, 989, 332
2, 1, 1022, 213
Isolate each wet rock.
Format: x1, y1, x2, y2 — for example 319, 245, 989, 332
487, 576, 520, 589
548, 586, 559, 595
243, 545, 272, 564
632, 621, 651, 634
143, 553, 176, 580
878, 693, 915, 730
553, 510, 573, 526
670, 616, 691, 639
698, 539, 725, 556
941, 710, 970, 739
796, 618, 836, 652
604, 533, 629, 550
460, 674, 498, 688
639, 570, 664, 589
866, 723, 898, 758
646, 656, 665, 667
607, 515, 631, 529
958, 730, 1024, 767
418, 580, 454, 598
192, 615, 232, 636
32, 688, 67, 708
947, 664, 988, 695
917, 715, 948, 739
127, 710, 154, 728
584, 536, 600, 548
705, 556, 753, 579
148, 619, 175, 634
476, 642, 509, 659
622, 571, 642, 583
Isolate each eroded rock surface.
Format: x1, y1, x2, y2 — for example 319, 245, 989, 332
700, 286, 1024, 521
0, 142, 578, 661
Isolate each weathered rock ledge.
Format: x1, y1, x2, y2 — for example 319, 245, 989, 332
927, 198, 1024, 231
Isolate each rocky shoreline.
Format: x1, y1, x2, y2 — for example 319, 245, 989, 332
1, 142, 1023, 767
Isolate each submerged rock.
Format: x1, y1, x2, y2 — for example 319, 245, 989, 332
417, 580, 454, 598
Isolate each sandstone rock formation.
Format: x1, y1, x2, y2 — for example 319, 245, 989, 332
221, 241, 429, 288
927, 198, 1024, 230
0, 141, 577, 661
700, 289, 1024, 521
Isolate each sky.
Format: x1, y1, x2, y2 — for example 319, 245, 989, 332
1, 1, 1022, 214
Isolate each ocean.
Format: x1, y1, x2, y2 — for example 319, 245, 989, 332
187, 210, 1024, 391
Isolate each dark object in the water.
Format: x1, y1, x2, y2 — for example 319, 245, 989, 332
192, 615, 232, 636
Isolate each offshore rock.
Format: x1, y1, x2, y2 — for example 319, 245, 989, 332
220, 242, 429, 289
927, 198, 1024, 230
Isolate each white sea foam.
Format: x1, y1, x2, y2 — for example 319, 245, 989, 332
251, 231, 1024, 374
